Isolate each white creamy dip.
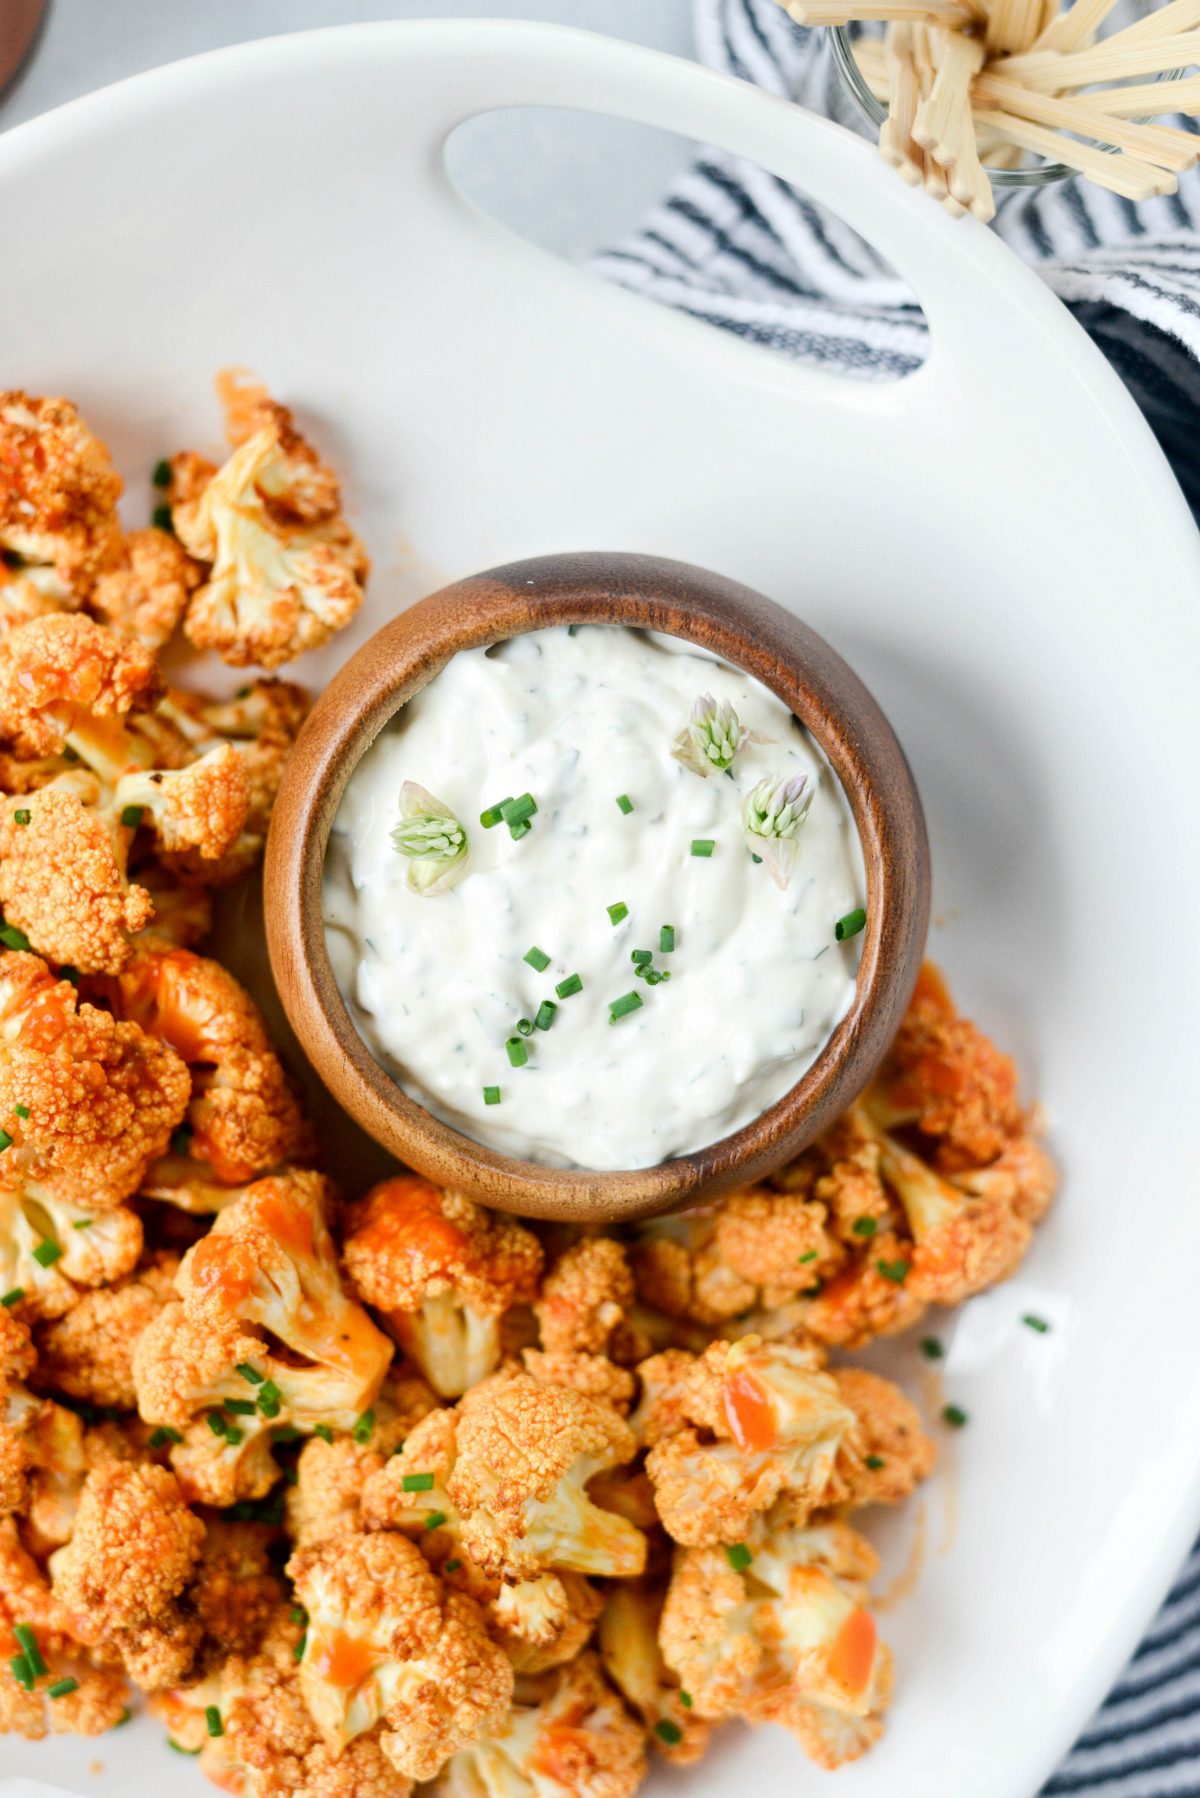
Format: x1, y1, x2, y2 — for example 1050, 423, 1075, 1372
324, 625, 865, 1171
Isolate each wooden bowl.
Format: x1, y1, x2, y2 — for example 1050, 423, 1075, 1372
265, 551, 930, 1223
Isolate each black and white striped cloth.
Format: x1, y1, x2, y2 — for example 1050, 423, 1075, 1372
600, 4, 1200, 1789
597, 0, 1200, 522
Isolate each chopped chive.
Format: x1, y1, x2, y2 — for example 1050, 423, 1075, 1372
14, 1625, 45, 1678
483, 1086, 501, 1106
205, 1705, 223, 1738
152, 503, 174, 533
631, 949, 653, 966
679, 1691, 693, 1709
501, 793, 537, 822
797, 1250, 817, 1265
206, 1411, 228, 1438
1, 926, 31, 954
168, 1739, 202, 1755
9, 1655, 32, 1690
725, 1543, 752, 1572
1, 1288, 24, 1308
314, 1423, 334, 1444
257, 1381, 282, 1419
152, 458, 172, 488
655, 1719, 684, 1746
533, 1000, 557, 1032
47, 1676, 79, 1699
113, 1707, 132, 1727
71, 1219, 94, 1233
353, 1410, 375, 1444
444, 1557, 462, 1574
236, 1362, 264, 1385
942, 1404, 968, 1429
224, 1398, 255, 1415
750, 853, 762, 864
58, 966, 79, 986
508, 818, 532, 842
0, 1130, 12, 1152
835, 907, 867, 942
14, 1104, 29, 1119
505, 1036, 529, 1068
690, 839, 715, 858
290, 1606, 307, 1626
555, 973, 583, 999
567, 623, 578, 636
148, 1426, 182, 1449
523, 946, 551, 972
802, 1280, 824, 1298
293, 1633, 307, 1661
120, 805, 145, 829
875, 1258, 909, 1284
865, 1454, 886, 1471
1, 548, 25, 570
851, 1216, 878, 1238
273, 1425, 302, 1444
12, 809, 30, 827
32, 1239, 62, 1268
480, 797, 513, 830
659, 924, 675, 953
170, 1122, 194, 1157
609, 991, 643, 1024
606, 902, 629, 926
920, 1337, 944, 1360
615, 794, 634, 814
402, 1472, 435, 1493
224, 1425, 245, 1446
425, 1510, 447, 1530
1022, 1314, 1050, 1334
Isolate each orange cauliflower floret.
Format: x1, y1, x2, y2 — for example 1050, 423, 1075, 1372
94, 947, 313, 1187
49, 1459, 205, 1688
713, 1184, 845, 1299
190, 1518, 287, 1667
523, 1238, 638, 1413
286, 1365, 440, 1548
869, 962, 1024, 1172
800, 1230, 927, 1350
343, 1176, 542, 1398
34, 1253, 178, 1407
631, 1208, 757, 1328
0, 786, 156, 973
641, 1336, 858, 1547
0, 1305, 37, 1512
660, 1513, 891, 1769
488, 1570, 606, 1676
0, 612, 158, 759
0, 949, 189, 1211
88, 526, 203, 648
446, 1371, 646, 1580
599, 1581, 713, 1765
289, 1528, 513, 1779
0, 1515, 129, 1740
134, 1170, 392, 1505
437, 1652, 647, 1798
0, 393, 123, 601
0, 1179, 143, 1323
830, 1368, 936, 1509
172, 378, 368, 671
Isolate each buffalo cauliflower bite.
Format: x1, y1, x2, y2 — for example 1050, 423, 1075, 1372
659, 1513, 891, 1768
0, 1180, 143, 1323
134, 1171, 392, 1505
342, 1177, 542, 1398
0, 950, 189, 1211
286, 1365, 441, 1548
0, 1515, 129, 1739
868, 962, 1024, 1172
435, 1653, 647, 1798
830, 1368, 937, 1509
288, 1529, 513, 1778
216, 371, 345, 523
49, 1459, 205, 1688
0, 1305, 38, 1512
631, 1208, 757, 1329
490, 1571, 605, 1676
173, 413, 368, 671
34, 1253, 178, 1407
88, 527, 203, 648
523, 1238, 637, 1412
0, 393, 123, 598
800, 1231, 928, 1350
641, 1337, 859, 1547
190, 1519, 287, 1666
447, 1371, 647, 1580
599, 1582, 712, 1764
873, 1126, 1036, 1307
711, 1186, 844, 1298
0, 784, 156, 973
95, 948, 313, 1185
0, 612, 158, 760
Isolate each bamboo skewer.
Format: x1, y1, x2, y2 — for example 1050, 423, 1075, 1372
786, 0, 976, 24
1002, 32, 1200, 89
1029, 0, 1122, 55
1064, 71, 1200, 111
973, 105, 1180, 190
976, 70, 1200, 162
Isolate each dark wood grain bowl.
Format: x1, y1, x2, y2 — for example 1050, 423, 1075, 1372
264, 551, 930, 1224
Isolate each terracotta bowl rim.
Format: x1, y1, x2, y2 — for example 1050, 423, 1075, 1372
263, 550, 930, 1223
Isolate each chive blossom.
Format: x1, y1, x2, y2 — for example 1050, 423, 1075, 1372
402, 1472, 435, 1493
505, 1036, 529, 1068
483, 1085, 501, 1106
391, 782, 470, 896
742, 774, 812, 889
835, 907, 867, 942
606, 902, 629, 926
672, 693, 748, 777
725, 1543, 753, 1572
555, 973, 583, 999
523, 945, 551, 971
609, 991, 643, 1023
533, 1000, 557, 1032
615, 794, 634, 814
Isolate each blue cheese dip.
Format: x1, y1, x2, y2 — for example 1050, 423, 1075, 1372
323, 625, 865, 1171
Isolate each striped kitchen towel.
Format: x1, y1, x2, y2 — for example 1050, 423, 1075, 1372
599, 4, 1200, 1790
596, 0, 1200, 523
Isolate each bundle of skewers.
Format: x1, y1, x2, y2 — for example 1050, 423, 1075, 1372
776, 0, 1200, 218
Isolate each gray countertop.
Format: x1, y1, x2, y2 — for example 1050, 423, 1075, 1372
0, 0, 698, 257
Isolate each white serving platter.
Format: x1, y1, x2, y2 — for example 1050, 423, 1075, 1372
3, 20, 1200, 1798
